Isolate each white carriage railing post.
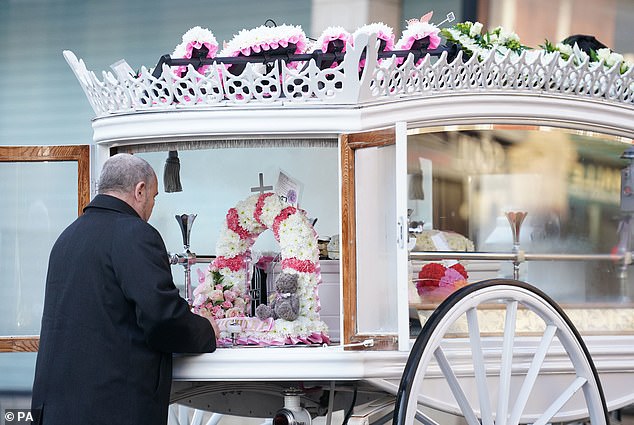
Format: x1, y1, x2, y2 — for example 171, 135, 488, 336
333, 32, 364, 104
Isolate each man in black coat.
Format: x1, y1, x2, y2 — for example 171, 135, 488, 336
32, 153, 218, 425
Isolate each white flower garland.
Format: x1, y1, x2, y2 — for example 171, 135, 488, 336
441, 21, 526, 61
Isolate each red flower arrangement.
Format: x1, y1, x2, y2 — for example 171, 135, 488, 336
416, 262, 469, 302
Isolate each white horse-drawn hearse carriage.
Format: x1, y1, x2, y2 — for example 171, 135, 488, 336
36, 17, 634, 424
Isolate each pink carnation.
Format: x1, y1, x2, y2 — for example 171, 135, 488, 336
254, 192, 275, 225
223, 290, 237, 302
226, 208, 251, 239
272, 206, 298, 240
439, 268, 466, 287
213, 255, 247, 272
282, 258, 317, 273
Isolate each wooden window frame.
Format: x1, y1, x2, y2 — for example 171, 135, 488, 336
0, 145, 90, 352
341, 128, 397, 350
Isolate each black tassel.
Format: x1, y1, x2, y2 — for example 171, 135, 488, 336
164, 151, 182, 193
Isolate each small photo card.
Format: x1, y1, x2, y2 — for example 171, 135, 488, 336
276, 170, 303, 207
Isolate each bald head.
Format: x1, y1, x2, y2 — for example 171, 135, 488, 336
98, 154, 155, 195
98, 154, 158, 221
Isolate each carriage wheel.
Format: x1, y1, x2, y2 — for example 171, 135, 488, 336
394, 279, 609, 425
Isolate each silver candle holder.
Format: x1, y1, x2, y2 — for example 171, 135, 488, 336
173, 213, 197, 305
505, 211, 527, 280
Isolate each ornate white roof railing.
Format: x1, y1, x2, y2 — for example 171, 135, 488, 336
63, 32, 634, 119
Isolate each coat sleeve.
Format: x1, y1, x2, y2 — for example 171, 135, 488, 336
112, 219, 216, 354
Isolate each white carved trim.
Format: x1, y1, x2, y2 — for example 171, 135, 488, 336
63, 31, 634, 119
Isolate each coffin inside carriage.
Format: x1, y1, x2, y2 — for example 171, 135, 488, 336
63, 20, 634, 421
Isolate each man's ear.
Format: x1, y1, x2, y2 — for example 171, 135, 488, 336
134, 181, 146, 201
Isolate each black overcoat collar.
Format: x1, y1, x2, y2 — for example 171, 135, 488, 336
83, 194, 141, 219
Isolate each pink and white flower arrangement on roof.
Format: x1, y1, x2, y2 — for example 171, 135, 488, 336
171, 26, 218, 76
396, 11, 442, 51
192, 192, 329, 346
352, 22, 395, 51
395, 11, 441, 65
353, 22, 395, 69
219, 24, 308, 69
314, 26, 352, 53
312, 26, 353, 68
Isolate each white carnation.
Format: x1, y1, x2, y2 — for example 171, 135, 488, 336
469, 22, 483, 37
608, 52, 624, 68
556, 43, 573, 57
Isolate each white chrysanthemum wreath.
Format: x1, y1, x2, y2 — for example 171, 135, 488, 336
219, 24, 308, 71
192, 192, 329, 346
172, 26, 219, 76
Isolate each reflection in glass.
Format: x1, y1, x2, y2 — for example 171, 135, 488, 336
408, 126, 633, 305
0, 162, 77, 335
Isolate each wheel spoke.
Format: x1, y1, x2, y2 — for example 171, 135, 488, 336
205, 413, 223, 425
533, 376, 587, 425
496, 300, 518, 425
508, 324, 557, 425
434, 346, 480, 425
466, 307, 494, 425
191, 409, 204, 425
168, 405, 180, 425
414, 409, 442, 425
178, 405, 189, 425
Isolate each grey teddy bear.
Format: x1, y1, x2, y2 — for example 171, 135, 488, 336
255, 272, 300, 321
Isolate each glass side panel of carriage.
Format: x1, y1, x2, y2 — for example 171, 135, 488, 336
130, 144, 343, 341
407, 125, 634, 339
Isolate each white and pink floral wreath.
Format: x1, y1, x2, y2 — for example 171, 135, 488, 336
192, 192, 329, 346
